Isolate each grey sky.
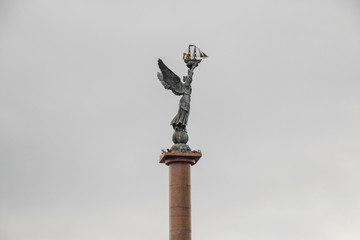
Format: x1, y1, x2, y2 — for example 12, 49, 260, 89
1, 0, 360, 239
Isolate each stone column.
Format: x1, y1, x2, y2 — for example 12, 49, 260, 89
160, 151, 202, 240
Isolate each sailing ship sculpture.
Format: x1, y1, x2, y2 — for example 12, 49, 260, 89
157, 45, 207, 151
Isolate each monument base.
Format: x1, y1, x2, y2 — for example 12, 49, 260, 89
170, 143, 191, 152
160, 150, 202, 165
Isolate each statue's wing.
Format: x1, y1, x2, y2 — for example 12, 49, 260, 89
157, 59, 185, 95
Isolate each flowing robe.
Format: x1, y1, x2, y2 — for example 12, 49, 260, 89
171, 79, 192, 130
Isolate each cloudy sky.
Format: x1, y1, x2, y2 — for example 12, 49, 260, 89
1, 0, 360, 239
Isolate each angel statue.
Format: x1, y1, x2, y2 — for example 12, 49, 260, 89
157, 59, 197, 133
157, 45, 207, 150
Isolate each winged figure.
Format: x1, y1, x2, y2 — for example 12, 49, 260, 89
157, 59, 198, 132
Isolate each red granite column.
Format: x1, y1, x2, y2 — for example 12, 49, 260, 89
160, 151, 202, 240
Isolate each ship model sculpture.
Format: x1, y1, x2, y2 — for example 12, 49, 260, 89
157, 45, 207, 151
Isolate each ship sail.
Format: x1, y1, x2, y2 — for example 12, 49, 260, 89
198, 49, 208, 58
183, 45, 208, 60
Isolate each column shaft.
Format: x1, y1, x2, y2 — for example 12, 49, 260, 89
169, 162, 191, 240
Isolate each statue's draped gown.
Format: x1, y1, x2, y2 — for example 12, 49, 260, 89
171, 77, 192, 130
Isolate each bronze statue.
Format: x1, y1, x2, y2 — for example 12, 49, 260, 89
157, 45, 207, 151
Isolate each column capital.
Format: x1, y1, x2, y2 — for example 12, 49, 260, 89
159, 150, 202, 166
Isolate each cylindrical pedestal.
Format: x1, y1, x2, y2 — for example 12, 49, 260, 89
169, 162, 191, 240
160, 151, 202, 240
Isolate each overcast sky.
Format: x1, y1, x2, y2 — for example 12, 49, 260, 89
1, 0, 360, 239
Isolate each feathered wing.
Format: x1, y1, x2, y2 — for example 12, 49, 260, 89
157, 59, 185, 95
